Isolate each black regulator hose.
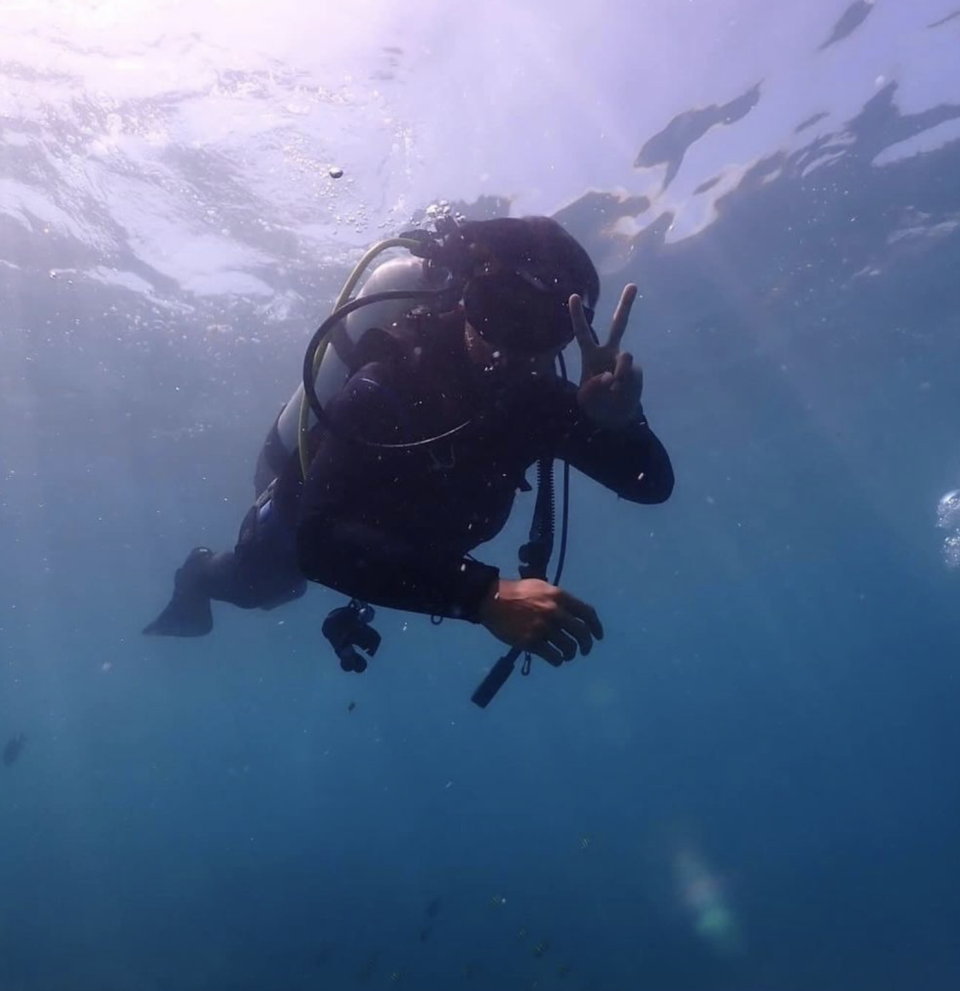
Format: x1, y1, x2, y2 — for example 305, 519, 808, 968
301, 288, 447, 427
299, 288, 475, 458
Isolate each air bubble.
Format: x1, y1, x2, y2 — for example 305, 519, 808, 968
937, 489, 960, 569
943, 534, 960, 570
936, 489, 960, 530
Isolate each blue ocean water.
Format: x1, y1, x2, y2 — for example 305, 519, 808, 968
2, 4, 960, 990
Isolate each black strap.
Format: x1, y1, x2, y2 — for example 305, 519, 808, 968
471, 457, 556, 708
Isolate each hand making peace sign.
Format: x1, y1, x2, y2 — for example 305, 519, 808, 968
569, 283, 643, 428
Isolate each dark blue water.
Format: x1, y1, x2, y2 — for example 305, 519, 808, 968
2, 42, 960, 991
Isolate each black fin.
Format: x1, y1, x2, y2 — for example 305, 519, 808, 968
143, 588, 213, 637
143, 548, 216, 637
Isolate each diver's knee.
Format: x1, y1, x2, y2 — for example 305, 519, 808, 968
259, 578, 308, 611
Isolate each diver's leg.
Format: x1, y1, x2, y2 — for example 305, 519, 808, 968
233, 513, 307, 611
143, 504, 306, 637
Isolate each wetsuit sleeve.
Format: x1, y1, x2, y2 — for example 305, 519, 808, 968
296, 364, 500, 622
554, 387, 674, 504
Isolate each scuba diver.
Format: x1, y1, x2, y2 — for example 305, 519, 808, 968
143, 216, 673, 697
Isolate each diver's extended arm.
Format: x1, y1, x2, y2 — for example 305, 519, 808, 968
556, 390, 674, 503
560, 285, 673, 503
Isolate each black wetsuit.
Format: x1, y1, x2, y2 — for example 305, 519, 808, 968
281, 314, 674, 622
146, 312, 673, 636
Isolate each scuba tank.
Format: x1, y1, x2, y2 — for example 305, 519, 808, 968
254, 225, 467, 493
273, 255, 449, 468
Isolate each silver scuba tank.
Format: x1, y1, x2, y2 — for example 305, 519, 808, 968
258, 255, 449, 490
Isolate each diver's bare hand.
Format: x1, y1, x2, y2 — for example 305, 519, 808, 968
477, 578, 603, 666
571, 283, 644, 428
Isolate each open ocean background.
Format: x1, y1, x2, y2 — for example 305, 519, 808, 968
2, 2, 959, 988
